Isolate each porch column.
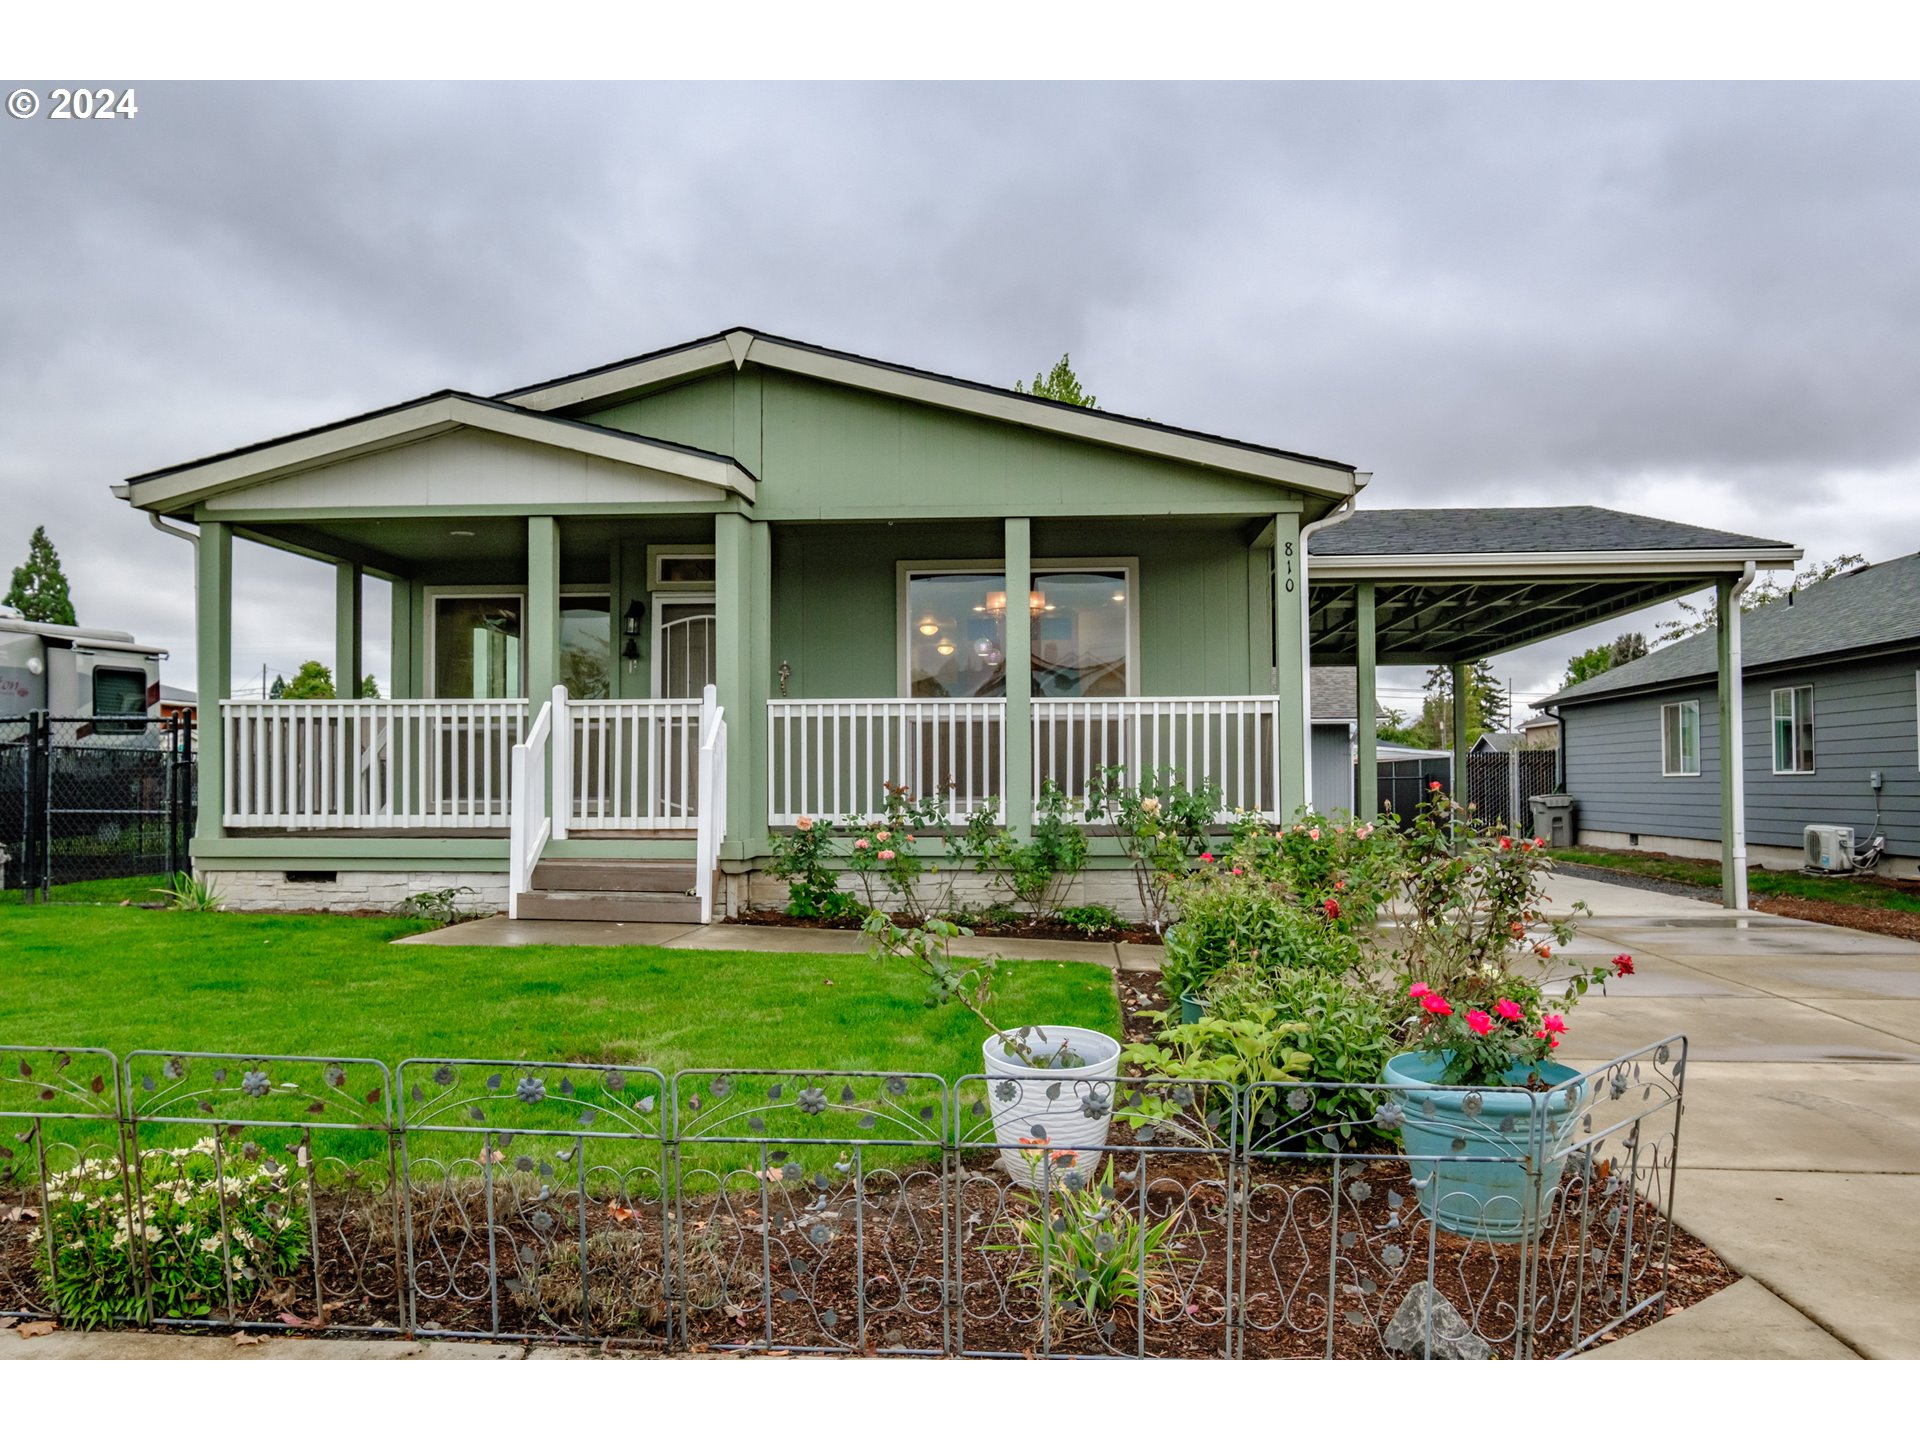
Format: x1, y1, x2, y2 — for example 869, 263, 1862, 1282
1003, 517, 1033, 838
714, 511, 756, 855
334, 562, 362, 698
389, 580, 417, 698
1355, 581, 1378, 818
195, 520, 233, 849
747, 519, 773, 851
1272, 513, 1306, 818
525, 518, 561, 705
1717, 575, 1748, 909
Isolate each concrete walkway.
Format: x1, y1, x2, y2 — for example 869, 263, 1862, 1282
1547, 874, 1920, 1360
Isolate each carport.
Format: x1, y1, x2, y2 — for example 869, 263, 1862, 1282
1302, 507, 1801, 909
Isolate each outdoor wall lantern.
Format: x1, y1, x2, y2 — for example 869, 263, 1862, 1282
623, 599, 647, 636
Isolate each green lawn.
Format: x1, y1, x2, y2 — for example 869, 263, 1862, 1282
1549, 846, 1920, 915
0, 896, 1119, 1079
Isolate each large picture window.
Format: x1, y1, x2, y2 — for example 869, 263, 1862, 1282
560, 595, 611, 700
1661, 700, 1700, 777
1772, 685, 1815, 774
431, 593, 523, 699
902, 563, 1133, 698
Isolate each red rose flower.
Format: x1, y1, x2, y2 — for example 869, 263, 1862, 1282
1323, 897, 1341, 920
1613, 953, 1635, 976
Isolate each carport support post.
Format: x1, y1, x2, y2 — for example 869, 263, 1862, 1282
1450, 660, 1472, 842
1717, 576, 1748, 910
1355, 582, 1378, 817
195, 520, 233, 850
334, 562, 362, 698
1003, 517, 1033, 838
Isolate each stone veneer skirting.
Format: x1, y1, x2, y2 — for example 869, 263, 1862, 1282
205, 870, 513, 914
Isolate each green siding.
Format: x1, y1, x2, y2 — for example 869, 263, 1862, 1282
587, 373, 739, 457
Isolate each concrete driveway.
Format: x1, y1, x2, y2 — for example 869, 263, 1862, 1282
1548, 875, 1920, 1359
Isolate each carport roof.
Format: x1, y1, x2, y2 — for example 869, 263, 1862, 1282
1306, 506, 1800, 666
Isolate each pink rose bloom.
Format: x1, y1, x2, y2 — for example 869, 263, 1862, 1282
1542, 1013, 1567, 1034
795, 815, 813, 832
1357, 824, 1373, 839
1199, 852, 1214, 864
1499, 836, 1512, 851
1494, 998, 1525, 1022
1309, 827, 1321, 841
1420, 993, 1452, 1017
877, 849, 896, 862
875, 830, 891, 843
1408, 982, 1431, 998
854, 838, 871, 851
1466, 1010, 1493, 1036
1231, 866, 1244, 876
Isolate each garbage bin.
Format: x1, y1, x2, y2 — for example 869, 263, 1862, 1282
1530, 794, 1575, 847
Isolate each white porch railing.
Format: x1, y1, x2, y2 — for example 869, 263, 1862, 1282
508, 694, 555, 917
1034, 696, 1284, 819
563, 698, 705, 831
694, 684, 726, 924
221, 699, 528, 828
767, 698, 1006, 825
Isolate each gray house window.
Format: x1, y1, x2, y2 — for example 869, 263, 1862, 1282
1772, 685, 1815, 774
1661, 700, 1700, 777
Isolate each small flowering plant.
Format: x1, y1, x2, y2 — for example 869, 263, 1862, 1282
766, 814, 857, 919
1404, 950, 1635, 1087
841, 784, 956, 922
30, 1139, 308, 1327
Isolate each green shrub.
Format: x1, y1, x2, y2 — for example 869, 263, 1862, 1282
1057, 903, 1123, 935
766, 815, 849, 918
1082, 766, 1220, 933
954, 782, 1088, 919
32, 1140, 308, 1327
842, 786, 956, 922
1160, 865, 1360, 1001
153, 870, 221, 913
395, 885, 477, 927
1234, 967, 1400, 1152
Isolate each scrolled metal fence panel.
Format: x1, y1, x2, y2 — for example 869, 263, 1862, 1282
951, 1073, 1238, 1358
394, 1057, 670, 1346
0, 1044, 1689, 1357
0, 1045, 127, 1324
123, 1050, 399, 1335
670, 1068, 950, 1355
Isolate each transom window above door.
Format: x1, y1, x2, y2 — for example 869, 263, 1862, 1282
903, 564, 1133, 698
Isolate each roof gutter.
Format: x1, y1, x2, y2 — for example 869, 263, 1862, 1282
1297, 481, 1367, 809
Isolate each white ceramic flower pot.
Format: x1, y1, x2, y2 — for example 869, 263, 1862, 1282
980, 1024, 1122, 1190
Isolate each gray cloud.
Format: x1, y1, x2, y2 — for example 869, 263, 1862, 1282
3, 81, 1917, 707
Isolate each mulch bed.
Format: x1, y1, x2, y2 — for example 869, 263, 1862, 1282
726, 908, 1163, 946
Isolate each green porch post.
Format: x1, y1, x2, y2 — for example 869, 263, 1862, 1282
388, 580, 416, 698
747, 520, 773, 853
1272, 513, 1306, 819
334, 562, 362, 698
525, 518, 560, 706
195, 520, 233, 850
1355, 582, 1378, 818
1003, 517, 1033, 838
714, 511, 756, 855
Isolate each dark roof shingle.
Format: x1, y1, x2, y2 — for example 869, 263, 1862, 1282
1309, 506, 1795, 558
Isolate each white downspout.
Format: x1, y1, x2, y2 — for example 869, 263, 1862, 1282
1297, 478, 1367, 810
149, 512, 199, 551
1728, 560, 1756, 911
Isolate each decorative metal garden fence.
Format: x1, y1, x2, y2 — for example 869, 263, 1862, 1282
0, 1039, 1687, 1359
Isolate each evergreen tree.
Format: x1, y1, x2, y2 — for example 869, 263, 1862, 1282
268, 674, 286, 699
4, 526, 77, 625
281, 661, 337, 699
1014, 354, 1098, 408
359, 674, 380, 698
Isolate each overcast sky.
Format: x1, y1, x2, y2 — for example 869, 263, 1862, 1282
5, 81, 1920, 714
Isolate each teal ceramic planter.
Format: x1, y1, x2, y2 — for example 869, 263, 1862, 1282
1382, 1051, 1586, 1243
1179, 991, 1207, 1026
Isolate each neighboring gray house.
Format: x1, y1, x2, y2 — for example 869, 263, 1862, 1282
1539, 553, 1920, 877
1309, 666, 1389, 814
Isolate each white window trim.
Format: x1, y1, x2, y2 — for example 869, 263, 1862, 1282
894, 557, 1141, 698
646, 544, 717, 593
422, 584, 607, 698
1771, 684, 1816, 775
1661, 699, 1701, 777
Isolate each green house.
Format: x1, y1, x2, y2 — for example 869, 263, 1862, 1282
116, 328, 1798, 918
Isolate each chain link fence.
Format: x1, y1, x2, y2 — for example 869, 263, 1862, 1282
1465, 749, 1561, 834
1, 1038, 1688, 1358
0, 713, 195, 896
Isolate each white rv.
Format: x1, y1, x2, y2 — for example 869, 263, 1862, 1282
0, 608, 167, 731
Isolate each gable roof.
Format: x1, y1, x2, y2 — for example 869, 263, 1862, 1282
500, 327, 1361, 500
1541, 552, 1920, 707
1309, 666, 1391, 722
113, 391, 758, 514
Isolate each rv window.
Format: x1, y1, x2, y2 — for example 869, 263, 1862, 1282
92, 667, 148, 734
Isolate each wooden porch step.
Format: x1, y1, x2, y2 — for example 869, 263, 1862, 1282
530, 859, 696, 893
513, 889, 702, 924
